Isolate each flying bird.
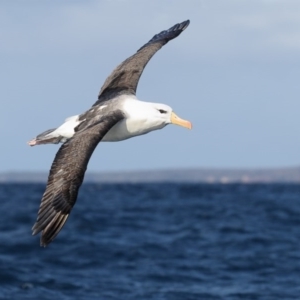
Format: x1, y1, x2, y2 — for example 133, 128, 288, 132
29, 20, 192, 247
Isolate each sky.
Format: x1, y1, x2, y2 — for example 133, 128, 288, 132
1, 0, 300, 172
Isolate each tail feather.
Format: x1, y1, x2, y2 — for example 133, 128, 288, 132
27, 128, 64, 146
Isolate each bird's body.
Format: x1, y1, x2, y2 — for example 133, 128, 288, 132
30, 95, 175, 145
29, 20, 192, 246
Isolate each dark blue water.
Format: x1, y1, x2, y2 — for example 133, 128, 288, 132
0, 183, 299, 299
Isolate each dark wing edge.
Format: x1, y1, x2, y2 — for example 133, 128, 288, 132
32, 110, 124, 247
93, 20, 190, 106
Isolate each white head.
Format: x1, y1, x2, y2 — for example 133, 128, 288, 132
147, 102, 192, 130
122, 99, 192, 139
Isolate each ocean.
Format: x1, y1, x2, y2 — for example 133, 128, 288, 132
0, 183, 299, 300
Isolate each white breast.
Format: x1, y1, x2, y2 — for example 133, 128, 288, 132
102, 98, 166, 142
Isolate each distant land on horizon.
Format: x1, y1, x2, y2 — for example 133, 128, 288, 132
1, 167, 300, 183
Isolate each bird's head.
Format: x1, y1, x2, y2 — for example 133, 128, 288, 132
151, 103, 192, 130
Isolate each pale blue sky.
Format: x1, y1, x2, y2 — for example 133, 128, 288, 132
1, 0, 300, 172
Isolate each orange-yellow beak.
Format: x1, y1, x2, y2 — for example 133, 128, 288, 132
170, 112, 192, 129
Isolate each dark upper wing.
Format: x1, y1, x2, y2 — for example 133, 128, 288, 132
93, 20, 190, 106
32, 110, 124, 247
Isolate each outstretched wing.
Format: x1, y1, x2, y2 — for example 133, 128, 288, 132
93, 20, 190, 105
32, 110, 124, 247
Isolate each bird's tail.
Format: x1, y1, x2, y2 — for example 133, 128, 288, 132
27, 128, 63, 146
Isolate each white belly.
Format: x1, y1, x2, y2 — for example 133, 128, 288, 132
102, 117, 165, 142
102, 119, 146, 142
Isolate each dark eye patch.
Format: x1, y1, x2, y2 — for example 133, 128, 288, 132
158, 109, 167, 114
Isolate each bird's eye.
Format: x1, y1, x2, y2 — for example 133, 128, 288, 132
158, 109, 167, 114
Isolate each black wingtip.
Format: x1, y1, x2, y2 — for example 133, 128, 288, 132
174, 20, 190, 31
32, 211, 70, 247
32, 222, 41, 236
181, 19, 190, 31
40, 239, 48, 248
165, 19, 190, 32
153, 19, 190, 42
137, 19, 191, 52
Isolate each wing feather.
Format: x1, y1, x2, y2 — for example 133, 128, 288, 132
93, 20, 190, 105
32, 110, 124, 246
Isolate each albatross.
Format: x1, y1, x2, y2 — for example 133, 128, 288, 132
29, 20, 192, 247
